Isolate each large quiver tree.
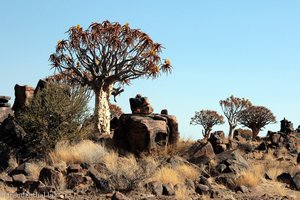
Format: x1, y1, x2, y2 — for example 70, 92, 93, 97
220, 95, 252, 140
49, 21, 172, 134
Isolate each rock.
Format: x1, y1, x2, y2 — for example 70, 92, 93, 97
270, 132, 282, 146
186, 179, 195, 190
256, 142, 268, 151
67, 164, 82, 174
9, 162, 34, 176
146, 181, 163, 195
161, 109, 168, 115
80, 162, 90, 169
216, 163, 227, 174
236, 185, 249, 193
23, 180, 41, 193
88, 167, 110, 193
112, 191, 129, 200
199, 175, 212, 190
39, 166, 63, 187
0, 116, 27, 149
215, 174, 236, 190
0, 172, 13, 184
37, 185, 55, 195
234, 129, 252, 141
292, 172, 300, 190
129, 95, 153, 114
297, 153, 300, 164
277, 172, 293, 185
238, 142, 254, 153
209, 131, 226, 154
67, 173, 85, 189
183, 141, 215, 166
280, 118, 294, 134
113, 114, 179, 154
215, 150, 249, 174
0, 107, 13, 123
0, 96, 11, 103
162, 183, 175, 196
12, 174, 27, 186
12, 84, 35, 113
264, 172, 273, 180
0, 146, 14, 172
195, 184, 210, 195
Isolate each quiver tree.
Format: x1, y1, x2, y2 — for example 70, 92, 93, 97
49, 21, 172, 134
237, 105, 276, 139
190, 110, 224, 139
220, 95, 252, 140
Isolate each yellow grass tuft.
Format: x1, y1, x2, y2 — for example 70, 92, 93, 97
175, 186, 190, 200
49, 140, 107, 164
176, 164, 200, 181
236, 164, 264, 187
266, 166, 283, 180
26, 161, 46, 180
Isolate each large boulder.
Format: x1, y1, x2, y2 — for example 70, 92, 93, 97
0, 96, 11, 107
12, 84, 35, 113
280, 118, 294, 134
208, 131, 226, 154
113, 114, 179, 153
129, 94, 153, 114
182, 141, 215, 166
233, 129, 252, 141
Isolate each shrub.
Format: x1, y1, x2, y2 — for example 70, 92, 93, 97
16, 83, 90, 158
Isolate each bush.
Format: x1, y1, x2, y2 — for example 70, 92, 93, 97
16, 83, 90, 158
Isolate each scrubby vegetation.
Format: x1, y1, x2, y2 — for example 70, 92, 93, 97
16, 83, 90, 158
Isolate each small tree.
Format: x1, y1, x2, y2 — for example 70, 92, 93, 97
16, 83, 90, 158
237, 105, 276, 139
49, 21, 172, 134
220, 95, 252, 140
190, 110, 224, 139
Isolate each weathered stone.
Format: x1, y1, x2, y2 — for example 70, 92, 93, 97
0, 103, 10, 107
112, 191, 130, 200
216, 164, 227, 174
0, 96, 11, 103
199, 175, 212, 190
0, 107, 13, 123
216, 150, 249, 174
238, 142, 254, 153
146, 181, 163, 195
0, 172, 12, 183
39, 166, 63, 187
67, 173, 85, 189
88, 167, 110, 193
234, 129, 252, 141
161, 109, 168, 115
23, 180, 41, 193
195, 184, 210, 195
12, 84, 35, 113
67, 164, 82, 174
292, 172, 300, 190
37, 185, 55, 195
280, 118, 294, 134
264, 172, 273, 180
129, 95, 153, 114
164, 115, 179, 145
12, 174, 27, 186
256, 142, 268, 151
215, 174, 236, 190
297, 153, 300, 164
9, 162, 34, 176
186, 179, 195, 190
162, 183, 175, 196
183, 141, 215, 166
277, 172, 293, 185
113, 114, 179, 153
209, 131, 226, 154
236, 185, 249, 193
0, 117, 27, 149
270, 132, 282, 146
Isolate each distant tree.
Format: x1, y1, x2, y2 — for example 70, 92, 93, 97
220, 95, 252, 140
190, 110, 224, 139
49, 21, 172, 134
237, 105, 276, 139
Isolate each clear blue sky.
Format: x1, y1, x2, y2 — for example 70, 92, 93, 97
1, 1, 300, 139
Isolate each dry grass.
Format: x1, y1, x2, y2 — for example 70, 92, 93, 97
266, 166, 283, 180
152, 163, 200, 185
175, 186, 190, 200
271, 182, 288, 196
159, 138, 194, 156
235, 164, 264, 187
0, 196, 13, 200
26, 161, 46, 180
49, 140, 107, 164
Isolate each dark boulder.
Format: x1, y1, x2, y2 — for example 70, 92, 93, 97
280, 118, 294, 134
129, 95, 153, 114
183, 141, 215, 166
162, 183, 175, 196
208, 131, 226, 154
88, 167, 111, 193
277, 172, 293, 185
292, 172, 300, 190
234, 129, 252, 141
146, 181, 163, 196
39, 166, 63, 187
215, 150, 249, 174
113, 114, 179, 154
12, 84, 35, 113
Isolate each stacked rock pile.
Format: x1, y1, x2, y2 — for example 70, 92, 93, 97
0, 96, 13, 123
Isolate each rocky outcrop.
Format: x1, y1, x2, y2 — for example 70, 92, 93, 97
113, 113, 179, 154
0, 96, 13, 123
208, 131, 227, 154
12, 84, 35, 113
129, 94, 153, 114
183, 141, 215, 165
280, 118, 294, 134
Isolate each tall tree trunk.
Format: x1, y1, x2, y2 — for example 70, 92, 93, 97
228, 125, 234, 140
251, 127, 260, 140
94, 85, 112, 135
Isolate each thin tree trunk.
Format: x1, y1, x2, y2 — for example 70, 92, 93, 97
94, 85, 112, 135
251, 127, 260, 140
228, 125, 234, 140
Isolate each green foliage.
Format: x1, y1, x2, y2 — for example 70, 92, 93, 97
16, 83, 90, 158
